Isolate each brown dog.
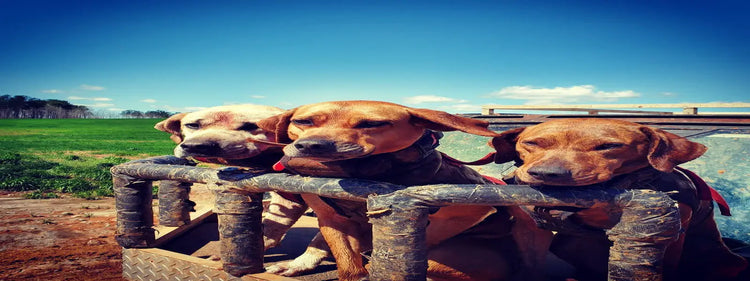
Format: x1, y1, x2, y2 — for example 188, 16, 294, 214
154, 104, 332, 276
258, 100, 522, 281
490, 118, 747, 281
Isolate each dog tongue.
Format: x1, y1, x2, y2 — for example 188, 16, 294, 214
272, 161, 285, 171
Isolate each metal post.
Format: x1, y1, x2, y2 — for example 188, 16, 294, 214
157, 180, 193, 227
607, 190, 681, 281
113, 174, 155, 248
212, 184, 265, 277
368, 195, 431, 281
682, 107, 698, 114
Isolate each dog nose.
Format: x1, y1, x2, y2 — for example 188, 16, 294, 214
180, 141, 220, 155
293, 139, 337, 154
526, 165, 572, 181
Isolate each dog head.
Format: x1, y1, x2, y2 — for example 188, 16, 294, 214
257, 100, 498, 161
490, 118, 707, 186
155, 104, 284, 159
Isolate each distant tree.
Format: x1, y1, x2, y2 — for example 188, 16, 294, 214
0, 95, 93, 119
144, 110, 171, 118
121, 110, 144, 118
0, 95, 11, 118
46, 99, 75, 110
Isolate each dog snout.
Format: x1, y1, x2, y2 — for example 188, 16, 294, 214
293, 138, 337, 154
526, 165, 573, 181
180, 141, 221, 155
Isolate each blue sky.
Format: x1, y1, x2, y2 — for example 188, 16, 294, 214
1, 0, 748, 114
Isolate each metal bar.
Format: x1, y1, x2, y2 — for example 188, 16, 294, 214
368, 194, 431, 281
366, 185, 681, 281
212, 184, 265, 276
113, 174, 155, 248
607, 190, 681, 281
112, 156, 195, 248
157, 180, 193, 227
112, 156, 682, 280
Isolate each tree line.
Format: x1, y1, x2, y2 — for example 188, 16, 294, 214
0, 95, 93, 119
0, 95, 173, 119
120, 109, 172, 119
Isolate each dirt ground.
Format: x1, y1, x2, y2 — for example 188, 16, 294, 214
0, 183, 219, 281
0, 191, 124, 281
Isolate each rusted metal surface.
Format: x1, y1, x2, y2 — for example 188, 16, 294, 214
367, 195, 431, 281
113, 156, 194, 248
112, 155, 682, 280
367, 185, 681, 281
212, 187, 265, 276
607, 190, 680, 281
114, 173, 156, 248
158, 180, 194, 227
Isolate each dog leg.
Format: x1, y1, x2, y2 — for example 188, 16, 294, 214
508, 206, 553, 281
263, 192, 309, 250
427, 235, 512, 281
425, 205, 497, 246
301, 194, 370, 281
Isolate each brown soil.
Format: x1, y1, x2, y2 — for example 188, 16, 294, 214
0, 191, 124, 281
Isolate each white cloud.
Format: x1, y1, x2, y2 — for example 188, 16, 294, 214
488, 85, 640, 104
107, 108, 125, 111
68, 96, 112, 101
42, 89, 63, 94
661, 92, 677, 97
435, 103, 481, 113
79, 84, 106, 91
403, 95, 468, 105
155, 105, 206, 113
78, 103, 115, 108
141, 99, 158, 103
251, 95, 266, 99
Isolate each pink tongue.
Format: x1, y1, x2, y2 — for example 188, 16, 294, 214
272, 161, 285, 171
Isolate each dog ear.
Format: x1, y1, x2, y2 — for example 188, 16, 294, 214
154, 112, 187, 143
489, 127, 526, 164
406, 107, 499, 137
640, 126, 707, 172
257, 108, 296, 143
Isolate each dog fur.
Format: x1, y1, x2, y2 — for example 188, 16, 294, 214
154, 104, 332, 276
490, 118, 747, 281
258, 100, 522, 281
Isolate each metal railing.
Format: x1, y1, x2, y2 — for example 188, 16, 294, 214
112, 155, 681, 281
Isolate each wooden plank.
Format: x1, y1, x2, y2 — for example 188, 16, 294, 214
482, 102, 750, 110
153, 208, 214, 247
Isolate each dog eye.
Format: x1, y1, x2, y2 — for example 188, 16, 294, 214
595, 143, 625, 151
291, 119, 314, 126
354, 120, 391, 129
238, 122, 259, 131
184, 123, 200, 130
521, 140, 539, 147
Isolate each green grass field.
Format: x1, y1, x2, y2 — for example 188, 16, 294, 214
0, 119, 174, 199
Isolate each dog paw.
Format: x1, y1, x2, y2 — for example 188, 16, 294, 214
266, 262, 307, 276
265, 253, 325, 276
